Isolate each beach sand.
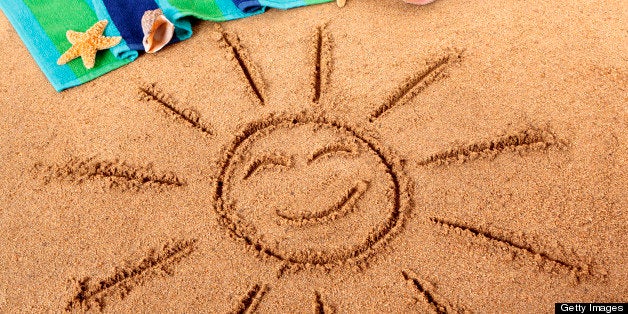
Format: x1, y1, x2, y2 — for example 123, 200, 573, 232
0, 0, 626, 312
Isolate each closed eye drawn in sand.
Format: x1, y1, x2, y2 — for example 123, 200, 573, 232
243, 154, 292, 180
276, 180, 369, 226
307, 141, 356, 164
231, 283, 268, 314
65, 239, 197, 312
369, 51, 463, 122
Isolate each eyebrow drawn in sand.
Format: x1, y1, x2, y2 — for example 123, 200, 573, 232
65, 239, 197, 311
418, 126, 565, 166
402, 269, 461, 314
214, 25, 266, 106
231, 283, 268, 314
139, 83, 214, 135
310, 24, 333, 104
36, 156, 185, 189
429, 217, 588, 276
276, 180, 369, 226
243, 154, 292, 179
369, 51, 463, 122
307, 141, 356, 164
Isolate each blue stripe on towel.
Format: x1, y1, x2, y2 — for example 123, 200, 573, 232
232, 0, 263, 13
93, 0, 161, 51
0, 0, 80, 91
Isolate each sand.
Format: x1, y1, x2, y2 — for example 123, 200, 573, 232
0, 0, 626, 312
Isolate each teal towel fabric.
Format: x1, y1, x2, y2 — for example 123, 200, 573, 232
159, 0, 333, 21
0, 0, 138, 91
155, 0, 262, 22
258, 0, 333, 10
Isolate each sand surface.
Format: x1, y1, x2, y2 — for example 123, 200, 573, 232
1, 0, 626, 312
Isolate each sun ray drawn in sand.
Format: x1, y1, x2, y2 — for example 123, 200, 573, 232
54, 24, 603, 312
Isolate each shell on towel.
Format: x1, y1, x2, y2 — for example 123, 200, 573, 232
141, 9, 175, 53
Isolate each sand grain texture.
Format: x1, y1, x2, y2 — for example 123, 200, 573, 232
0, 0, 626, 312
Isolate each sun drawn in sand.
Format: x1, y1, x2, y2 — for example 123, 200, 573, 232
49, 24, 603, 312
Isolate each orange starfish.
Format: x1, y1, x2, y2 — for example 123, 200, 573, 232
57, 20, 121, 69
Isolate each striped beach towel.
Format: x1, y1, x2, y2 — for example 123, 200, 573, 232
0, 0, 332, 91
163, 0, 332, 21
0, 0, 138, 91
235, 0, 333, 13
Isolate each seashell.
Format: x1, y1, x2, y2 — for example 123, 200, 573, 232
141, 9, 175, 53
336, 0, 346, 7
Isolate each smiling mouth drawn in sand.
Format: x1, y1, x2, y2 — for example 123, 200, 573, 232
275, 179, 369, 225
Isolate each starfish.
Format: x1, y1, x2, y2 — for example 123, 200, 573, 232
57, 20, 122, 69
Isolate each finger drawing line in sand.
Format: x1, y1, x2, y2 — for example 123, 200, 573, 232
369, 51, 463, 122
36, 157, 184, 189
214, 113, 411, 268
402, 269, 462, 314
214, 25, 266, 106
65, 239, 197, 311
231, 283, 268, 314
310, 24, 333, 104
429, 218, 586, 276
418, 126, 564, 166
276, 180, 369, 226
139, 83, 214, 135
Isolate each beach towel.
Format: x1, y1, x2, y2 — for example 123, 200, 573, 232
257, 0, 333, 10
160, 0, 333, 21
91, 0, 335, 51
0, 0, 333, 92
0, 0, 138, 91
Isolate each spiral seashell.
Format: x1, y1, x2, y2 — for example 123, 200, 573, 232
141, 9, 175, 53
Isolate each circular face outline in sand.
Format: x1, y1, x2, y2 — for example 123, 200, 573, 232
214, 113, 410, 266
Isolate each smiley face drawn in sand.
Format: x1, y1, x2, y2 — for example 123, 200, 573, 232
214, 114, 409, 266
